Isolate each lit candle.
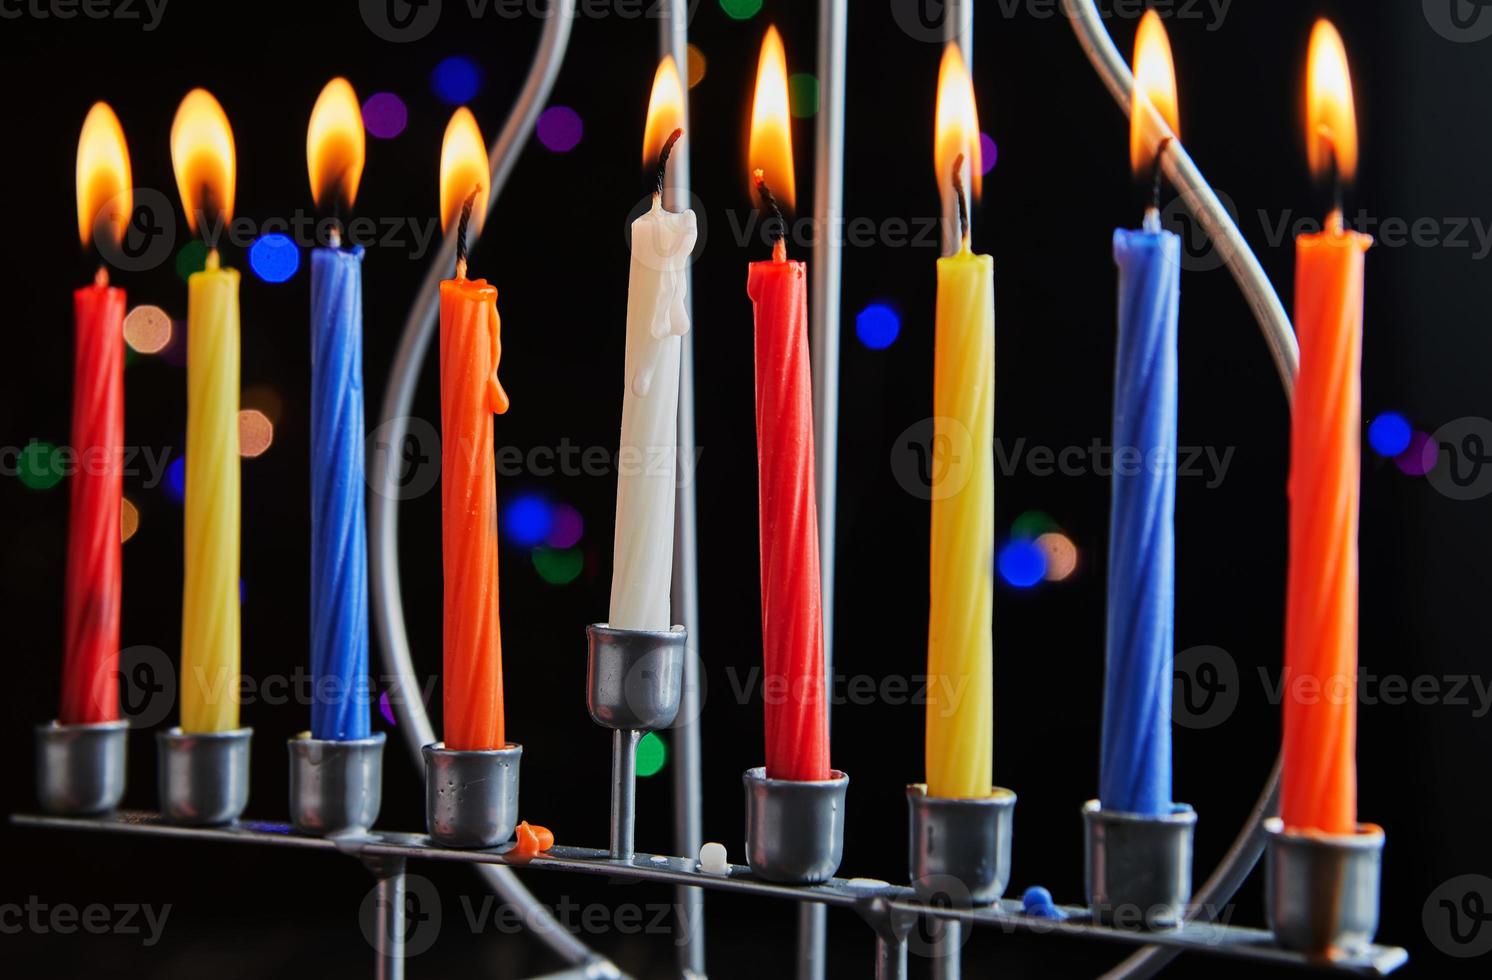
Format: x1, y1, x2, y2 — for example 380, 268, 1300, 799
307, 78, 371, 741
61, 104, 130, 725
609, 56, 695, 631
1282, 20, 1370, 836
437, 108, 511, 752
747, 26, 828, 782
170, 89, 242, 734
1099, 10, 1181, 817
925, 44, 995, 800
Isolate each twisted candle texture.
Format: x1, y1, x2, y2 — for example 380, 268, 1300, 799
61, 280, 125, 724
181, 256, 241, 733
748, 255, 829, 782
439, 278, 510, 751
926, 247, 995, 799
310, 245, 370, 740
1100, 227, 1179, 816
1282, 226, 1370, 834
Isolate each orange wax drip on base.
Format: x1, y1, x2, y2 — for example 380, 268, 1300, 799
1282, 216, 1371, 836
438, 276, 511, 751
510, 821, 555, 863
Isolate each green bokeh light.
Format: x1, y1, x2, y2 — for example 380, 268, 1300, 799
789, 73, 819, 118
636, 731, 667, 777
532, 546, 583, 585
17, 441, 63, 491
1010, 510, 1058, 540
176, 240, 208, 283
719, 0, 762, 20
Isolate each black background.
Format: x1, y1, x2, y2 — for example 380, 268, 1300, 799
3, 0, 1489, 976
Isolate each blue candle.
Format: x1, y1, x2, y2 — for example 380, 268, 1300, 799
309, 241, 370, 740
1099, 214, 1179, 816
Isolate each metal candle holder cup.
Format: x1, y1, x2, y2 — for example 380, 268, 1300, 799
35, 719, 129, 816
1265, 818, 1384, 954
907, 784, 1017, 906
586, 623, 686, 860
423, 742, 522, 848
1083, 799, 1197, 928
743, 767, 849, 884
287, 733, 386, 836
157, 727, 253, 826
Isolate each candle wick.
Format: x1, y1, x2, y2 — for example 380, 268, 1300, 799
1149, 136, 1173, 216
654, 128, 684, 203
328, 224, 342, 249
94, 265, 109, 289
753, 168, 786, 254
952, 154, 970, 247
455, 188, 478, 278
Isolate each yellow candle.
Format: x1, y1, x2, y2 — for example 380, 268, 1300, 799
181, 249, 241, 732
926, 244, 995, 799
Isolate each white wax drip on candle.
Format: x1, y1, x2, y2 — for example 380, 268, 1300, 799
608, 197, 697, 630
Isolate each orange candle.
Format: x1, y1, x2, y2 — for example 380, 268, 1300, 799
437, 108, 510, 751
1281, 20, 1371, 835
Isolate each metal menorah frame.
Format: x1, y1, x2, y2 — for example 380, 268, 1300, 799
14, 2, 1408, 978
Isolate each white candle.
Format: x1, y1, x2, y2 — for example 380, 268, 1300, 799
609, 194, 695, 630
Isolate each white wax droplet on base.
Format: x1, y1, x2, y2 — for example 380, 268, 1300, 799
697, 842, 729, 874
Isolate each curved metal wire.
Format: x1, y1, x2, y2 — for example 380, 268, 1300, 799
365, 2, 619, 973
1062, 0, 1295, 975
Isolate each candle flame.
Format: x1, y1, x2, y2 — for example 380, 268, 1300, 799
76, 102, 132, 249
934, 44, 981, 205
644, 55, 685, 171
440, 107, 490, 236
308, 77, 366, 210
170, 89, 236, 236
1306, 19, 1357, 183
748, 25, 795, 213
1130, 10, 1179, 177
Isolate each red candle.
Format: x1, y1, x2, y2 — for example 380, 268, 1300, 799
62, 103, 131, 725
748, 26, 829, 783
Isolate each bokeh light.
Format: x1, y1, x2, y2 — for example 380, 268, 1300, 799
789, 73, 820, 118
431, 55, 483, 104
546, 503, 585, 549
175, 240, 208, 282
17, 441, 63, 491
1368, 411, 1412, 458
637, 731, 667, 777
362, 92, 408, 139
686, 43, 707, 89
124, 305, 172, 354
242, 385, 285, 425
121, 497, 140, 543
532, 546, 584, 585
164, 456, 185, 503
536, 105, 583, 153
1010, 510, 1058, 540
248, 233, 300, 283
855, 302, 901, 350
719, 0, 762, 19
504, 494, 553, 548
1036, 531, 1078, 582
998, 539, 1047, 588
979, 132, 999, 175
1395, 430, 1436, 477
238, 409, 275, 457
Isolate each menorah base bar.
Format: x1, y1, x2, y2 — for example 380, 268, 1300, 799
423, 742, 521, 848
157, 727, 252, 826
907, 783, 1016, 906
744, 767, 848, 884
1265, 817, 1384, 953
35, 719, 129, 816
1083, 799, 1196, 928
288, 733, 385, 836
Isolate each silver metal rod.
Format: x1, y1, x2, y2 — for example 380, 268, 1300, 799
375, 861, 405, 980
364, 0, 601, 969
659, 1, 706, 975
875, 933, 908, 980
797, 902, 827, 980
610, 729, 639, 861
931, 919, 961, 980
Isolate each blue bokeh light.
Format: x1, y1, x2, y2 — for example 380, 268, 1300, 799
431, 55, 483, 105
503, 494, 554, 548
1368, 412, 1412, 458
998, 539, 1047, 588
855, 302, 901, 350
248, 233, 300, 283
165, 456, 185, 503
